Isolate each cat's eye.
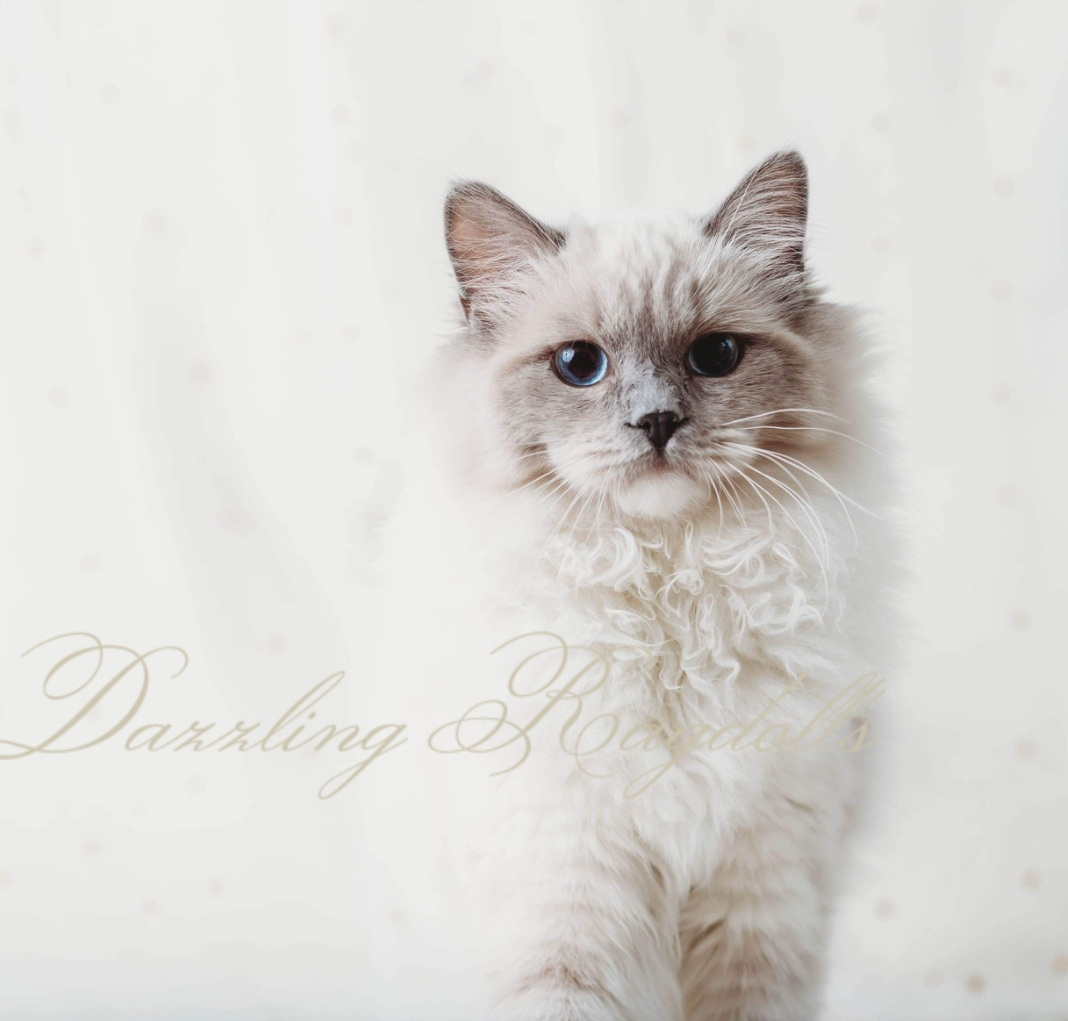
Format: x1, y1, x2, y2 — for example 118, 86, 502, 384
553, 342, 608, 387
687, 333, 743, 377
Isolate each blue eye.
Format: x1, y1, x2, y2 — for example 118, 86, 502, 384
553, 342, 608, 387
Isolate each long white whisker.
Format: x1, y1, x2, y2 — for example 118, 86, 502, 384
710, 463, 747, 536
730, 462, 774, 534
594, 480, 610, 531
723, 424, 887, 457
510, 469, 560, 496
718, 408, 844, 428
754, 452, 852, 552
732, 458, 831, 563
718, 469, 752, 543
539, 479, 579, 525
730, 461, 830, 593
539, 483, 572, 513
705, 467, 727, 541
547, 483, 593, 546
719, 441, 839, 554
752, 446, 879, 520
564, 485, 600, 549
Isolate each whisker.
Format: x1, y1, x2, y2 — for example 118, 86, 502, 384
729, 460, 829, 579
510, 469, 560, 496
750, 446, 880, 520
511, 448, 549, 462
717, 467, 752, 542
730, 462, 775, 534
753, 452, 854, 552
536, 478, 577, 522
718, 441, 839, 555
722, 424, 888, 458
547, 483, 592, 545
717, 408, 844, 428
538, 479, 572, 506
717, 438, 869, 530
564, 485, 600, 548
730, 457, 832, 579
704, 466, 727, 542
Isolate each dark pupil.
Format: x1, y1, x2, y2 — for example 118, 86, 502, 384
562, 343, 600, 380
690, 334, 739, 376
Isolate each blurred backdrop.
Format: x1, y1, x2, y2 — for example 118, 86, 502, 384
1, 1, 1066, 1018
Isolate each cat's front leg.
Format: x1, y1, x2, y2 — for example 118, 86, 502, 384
678, 769, 847, 1021
484, 794, 683, 1021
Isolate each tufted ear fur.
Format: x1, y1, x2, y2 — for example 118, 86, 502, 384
444, 181, 566, 329
704, 151, 809, 306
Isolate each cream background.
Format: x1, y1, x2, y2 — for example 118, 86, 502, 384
1, 0, 1067, 1018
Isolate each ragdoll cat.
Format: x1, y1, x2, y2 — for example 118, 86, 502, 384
357, 151, 896, 1021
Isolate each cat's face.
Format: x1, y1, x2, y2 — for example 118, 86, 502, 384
442, 154, 837, 521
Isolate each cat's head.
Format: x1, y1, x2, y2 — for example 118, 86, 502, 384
439, 152, 847, 522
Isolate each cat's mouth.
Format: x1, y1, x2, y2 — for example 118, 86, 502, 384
629, 443, 690, 477
641, 453, 674, 472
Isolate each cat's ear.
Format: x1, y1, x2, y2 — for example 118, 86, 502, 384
703, 151, 809, 288
445, 182, 565, 327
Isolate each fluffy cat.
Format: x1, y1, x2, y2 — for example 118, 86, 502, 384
357, 152, 897, 1021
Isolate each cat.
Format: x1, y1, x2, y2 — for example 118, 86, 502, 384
356, 151, 897, 1021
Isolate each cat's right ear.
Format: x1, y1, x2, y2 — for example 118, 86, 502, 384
444, 182, 565, 328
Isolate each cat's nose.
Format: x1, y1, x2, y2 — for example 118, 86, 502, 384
634, 411, 682, 450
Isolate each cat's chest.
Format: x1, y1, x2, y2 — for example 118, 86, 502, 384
501, 533, 828, 688
404, 486, 836, 707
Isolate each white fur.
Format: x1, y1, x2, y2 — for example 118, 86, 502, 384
355, 164, 898, 1020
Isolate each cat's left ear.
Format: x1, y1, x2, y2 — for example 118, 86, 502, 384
445, 181, 565, 328
703, 151, 809, 294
